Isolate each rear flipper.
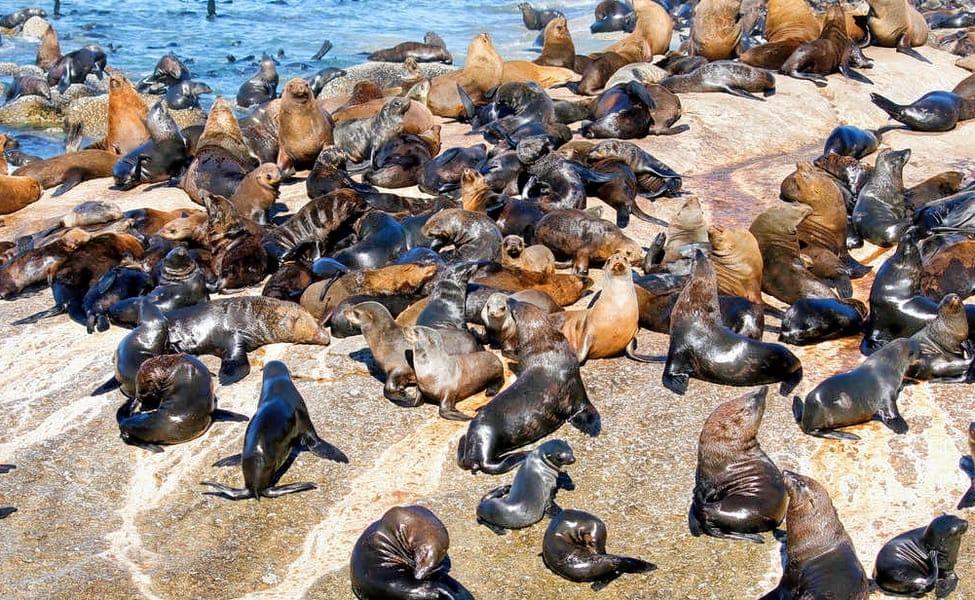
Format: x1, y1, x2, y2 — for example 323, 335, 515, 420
0, 465, 14, 475
211, 409, 249, 423
651, 124, 690, 136
11, 304, 66, 325
0, 507, 16, 519
625, 338, 666, 364
840, 64, 873, 85
783, 70, 828, 87
477, 517, 509, 535
51, 171, 84, 197
958, 480, 975, 509
938, 571, 959, 598
213, 453, 242, 467
439, 404, 473, 421
870, 92, 903, 119
218, 339, 251, 385
262, 482, 317, 498
806, 428, 860, 441
200, 481, 254, 500
896, 34, 931, 63
119, 434, 164, 453
721, 85, 765, 101
302, 432, 349, 463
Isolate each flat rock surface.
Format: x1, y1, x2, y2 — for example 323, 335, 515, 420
0, 46, 974, 599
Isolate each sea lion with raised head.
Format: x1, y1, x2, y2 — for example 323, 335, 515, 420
427, 33, 503, 119
874, 514, 968, 598
852, 148, 911, 247
229, 163, 281, 225
344, 301, 421, 406
277, 78, 333, 172
112, 101, 190, 191
236, 54, 278, 108
108, 246, 209, 328
333, 96, 409, 163
180, 97, 258, 204
689, 0, 744, 60
905, 294, 974, 383
519, 2, 564, 30
421, 208, 502, 262
202, 360, 347, 500
780, 4, 872, 86
501, 235, 555, 274
536, 16, 577, 69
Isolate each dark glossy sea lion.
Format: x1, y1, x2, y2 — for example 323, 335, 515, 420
5, 74, 51, 102
581, 81, 673, 139
456, 299, 600, 474
202, 361, 348, 500
779, 297, 867, 346
591, 0, 636, 33
587, 139, 682, 196
421, 208, 502, 262
369, 36, 452, 64
137, 53, 191, 92
905, 294, 973, 384
418, 144, 487, 195
519, 2, 564, 30
759, 471, 869, 600
874, 514, 968, 598
364, 133, 435, 189
822, 125, 881, 159
0, 7, 46, 28
83, 266, 153, 333
332, 212, 407, 270
333, 96, 409, 163
108, 246, 209, 328
47, 44, 106, 91
542, 509, 655, 591
871, 90, 975, 132
793, 338, 913, 440
165, 80, 212, 110
690, 386, 787, 543
236, 54, 278, 108
661, 61, 776, 101
265, 188, 369, 263
113, 300, 172, 398
350, 505, 473, 600
112, 102, 190, 191
476, 439, 575, 534
852, 148, 911, 248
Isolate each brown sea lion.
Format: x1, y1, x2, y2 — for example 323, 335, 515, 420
535, 208, 645, 275
780, 4, 870, 86
550, 253, 638, 362
180, 97, 257, 204
501, 61, 580, 88
921, 239, 975, 298
708, 225, 763, 303
907, 171, 966, 208
0, 173, 42, 215
501, 235, 556, 275
300, 263, 437, 321
663, 196, 709, 267
759, 472, 869, 599
428, 33, 504, 118
690, 0, 744, 60
203, 194, 267, 291
608, 0, 674, 57
661, 61, 776, 100
740, 0, 821, 68
344, 301, 420, 404
158, 211, 208, 245
471, 265, 591, 307
0, 229, 91, 298
276, 78, 333, 172
536, 17, 577, 70
103, 74, 150, 156
36, 23, 61, 71
460, 168, 505, 212
905, 294, 973, 383
577, 51, 639, 96
955, 73, 975, 99
867, 0, 930, 60
229, 163, 281, 225
332, 98, 436, 137
12, 149, 117, 196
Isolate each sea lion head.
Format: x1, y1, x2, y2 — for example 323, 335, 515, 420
108, 73, 128, 91
782, 470, 830, 514
605, 252, 631, 277
160, 245, 197, 278
135, 353, 188, 406
700, 387, 768, 448
343, 300, 392, 330
482, 292, 510, 325
795, 161, 842, 206
286, 305, 331, 346
283, 77, 313, 103
508, 298, 568, 358
381, 96, 411, 119
672, 250, 721, 323
516, 135, 553, 165
538, 439, 576, 469
314, 146, 349, 169
922, 515, 968, 564
877, 148, 911, 175
502, 235, 526, 259
146, 101, 182, 141
404, 325, 446, 362
545, 16, 571, 43
253, 163, 283, 190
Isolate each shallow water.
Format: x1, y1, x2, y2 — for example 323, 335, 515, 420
0, 0, 608, 159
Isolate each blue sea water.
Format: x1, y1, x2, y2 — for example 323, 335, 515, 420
0, 0, 606, 159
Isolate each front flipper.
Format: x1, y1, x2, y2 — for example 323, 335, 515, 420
721, 85, 764, 101
477, 517, 509, 536
200, 481, 253, 500
0, 507, 16, 519
840, 64, 873, 85
877, 411, 909, 434
807, 428, 860, 441
479, 452, 528, 475
120, 435, 165, 453
480, 484, 512, 502
0, 465, 14, 475
211, 409, 249, 422
896, 34, 931, 63
439, 404, 473, 421
569, 401, 601, 436
262, 482, 317, 498
218, 336, 251, 385
212, 453, 242, 467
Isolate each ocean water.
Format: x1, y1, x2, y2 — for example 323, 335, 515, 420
0, 0, 610, 159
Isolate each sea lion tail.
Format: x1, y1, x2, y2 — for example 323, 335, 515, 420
625, 338, 666, 363
612, 555, 656, 574
869, 93, 903, 120
959, 483, 975, 509
11, 304, 66, 325
791, 396, 804, 424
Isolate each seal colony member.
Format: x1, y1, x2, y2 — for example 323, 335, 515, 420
13, 149, 117, 196
102, 74, 151, 156
277, 78, 332, 173
870, 90, 975, 132
350, 505, 474, 600
759, 471, 869, 600
457, 300, 600, 475
202, 361, 348, 500
780, 4, 872, 86
476, 439, 575, 534
108, 246, 209, 328
116, 353, 246, 452
793, 338, 913, 440
427, 33, 503, 119
501, 235, 556, 275
344, 301, 421, 406
689, 0, 743, 61
368, 32, 452, 64
874, 514, 968, 598
866, 0, 930, 62
636, 251, 802, 396
534, 208, 645, 275
661, 61, 776, 100
542, 509, 656, 591
689, 387, 787, 544
959, 423, 975, 509
0, 169, 42, 215
905, 294, 973, 384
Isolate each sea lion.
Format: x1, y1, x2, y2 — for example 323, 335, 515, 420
46, 44, 106, 91
101, 74, 151, 156
117, 353, 245, 451
648, 251, 802, 395
302, 262, 436, 322
587, 139, 682, 196
871, 90, 975, 132
542, 509, 655, 590
866, 0, 930, 61
364, 133, 436, 189
0, 7, 45, 28
344, 301, 422, 405
456, 299, 600, 474
780, 4, 871, 86
822, 125, 881, 159
229, 163, 281, 225
501, 235, 555, 274
535, 208, 645, 275
476, 439, 575, 534
759, 471, 869, 600
419, 144, 487, 195
203, 194, 267, 291
661, 61, 776, 100
779, 297, 867, 346
690, 0, 744, 60
852, 148, 911, 247
5, 74, 51, 102
427, 33, 503, 119
333, 96, 409, 163
112, 101, 190, 191
550, 253, 638, 362
536, 17, 576, 69
479, 290, 560, 357
266, 189, 369, 263
13, 149, 116, 196
0, 229, 91, 299
277, 78, 333, 172
35, 24, 61, 71
165, 80, 212, 110
906, 294, 973, 383
659, 195, 709, 272
421, 208, 502, 262
0, 172, 42, 215
83, 266, 153, 333
592, 0, 636, 33
518, 138, 616, 211
519, 2, 564, 30
955, 73, 975, 99
607, 0, 674, 56
404, 325, 504, 420
414, 262, 481, 346
793, 338, 913, 440
581, 81, 682, 139
202, 361, 347, 500
740, 0, 821, 69
108, 246, 209, 328
350, 505, 473, 600
236, 54, 278, 108
576, 52, 637, 96
874, 514, 968, 598
112, 300, 172, 398
180, 97, 257, 204
907, 171, 966, 209
307, 66, 346, 97
305, 147, 372, 198
959, 423, 975, 509
690, 386, 787, 543
708, 225, 763, 303
369, 36, 452, 64
471, 264, 592, 307
137, 53, 191, 91
332, 212, 407, 270
920, 237, 975, 298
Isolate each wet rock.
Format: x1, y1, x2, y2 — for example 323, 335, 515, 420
0, 95, 59, 127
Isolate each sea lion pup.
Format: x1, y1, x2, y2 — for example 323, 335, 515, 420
781, 4, 872, 86
202, 361, 347, 500
457, 299, 600, 475
750, 202, 839, 304
112, 301, 173, 398
333, 96, 409, 164
476, 438, 575, 534
534, 208, 646, 275
779, 297, 867, 345
501, 235, 555, 275
960, 423, 975, 509
759, 471, 869, 600
575, 51, 637, 96
607, 0, 673, 56
0, 170, 42, 215
202, 194, 267, 291
519, 2, 564, 30
229, 163, 281, 225
84, 266, 153, 333
581, 81, 684, 139
661, 61, 776, 100
181, 97, 257, 204
641, 251, 802, 395
535, 16, 576, 69
875, 514, 969, 598
906, 294, 974, 383
870, 90, 975, 132
0, 229, 91, 299
427, 33, 503, 119
550, 253, 638, 362
364, 131, 438, 189
690, 0, 744, 60
344, 301, 422, 405
35, 23, 61, 71
403, 325, 504, 421
822, 125, 882, 159
542, 509, 655, 590
852, 148, 911, 248
117, 354, 246, 452
351, 505, 474, 600
5, 75, 51, 102
866, 0, 930, 62
276, 78, 332, 173
113, 102, 190, 191
236, 54, 278, 108
740, 0, 821, 69
690, 386, 787, 543
368, 35, 452, 64
108, 246, 209, 328
793, 337, 913, 440
470, 265, 591, 307
587, 139, 682, 196
12, 149, 117, 197
421, 208, 502, 262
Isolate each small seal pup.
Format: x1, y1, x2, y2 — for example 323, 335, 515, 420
117, 353, 247, 452
542, 509, 656, 591
201, 361, 348, 500
960, 422, 975, 509
350, 505, 474, 600
108, 246, 209, 328
689, 387, 787, 543
404, 325, 505, 421
476, 439, 575, 534
457, 299, 600, 474
501, 235, 556, 275
793, 338, 914, 440
874, 514, 968, 598
905, 294, 974, 384
759, 471, 869, 600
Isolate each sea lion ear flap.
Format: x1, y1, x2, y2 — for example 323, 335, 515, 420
137, 298, 167, 329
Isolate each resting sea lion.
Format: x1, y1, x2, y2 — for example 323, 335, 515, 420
112, 101, 190, 191
180, 97, 257, 204
501, 235, 555, 274
822, 125, 881, 159
519, 2, 564, 30
874, 514, 968, 598
587, 139, 682, 196
779, 297, 867, 345
13, 149, 116, 196
661, 61, 776, 101
83, 267, 153, 333
780, 4, 872, 86
108, 246, 209, 328
422, 208, 502, 262
427, 33, 503, 119
866, 0, 930, 61
905, 294, 973, 384
689, 0, 744, 60
871, 90, 975, 132
535, 208, 645, 274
